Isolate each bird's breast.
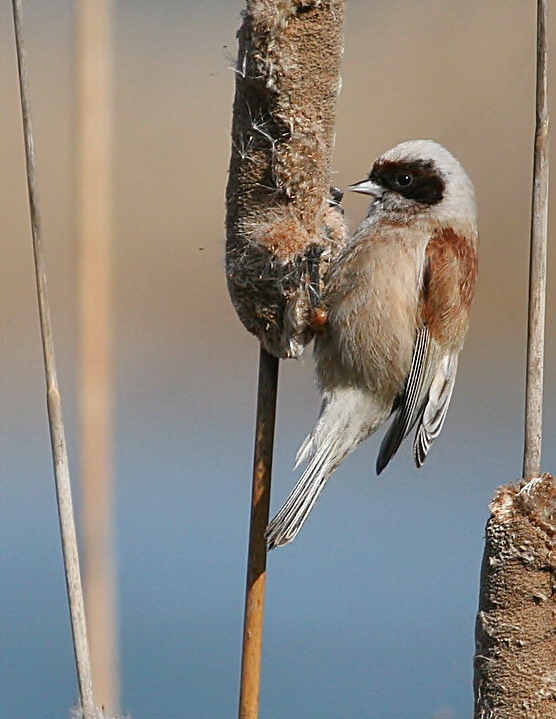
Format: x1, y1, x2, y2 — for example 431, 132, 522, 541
315, 223, 429, 400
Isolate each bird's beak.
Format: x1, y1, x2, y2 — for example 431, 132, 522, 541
346, 179, 382, 198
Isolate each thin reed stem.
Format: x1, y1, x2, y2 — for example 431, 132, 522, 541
238, 347, 279, 719
11, 2, 99, 717
523, 0, 549, 480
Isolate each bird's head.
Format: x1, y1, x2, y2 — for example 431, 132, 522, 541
348, 139, 477, 231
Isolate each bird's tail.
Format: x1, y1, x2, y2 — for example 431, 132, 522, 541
266, 389, 385, 550
265, 440, 335, 550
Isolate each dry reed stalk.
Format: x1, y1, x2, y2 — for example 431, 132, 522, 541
76, 0, 120, 713
523, 0, 549, 480
11, 1, 99, 717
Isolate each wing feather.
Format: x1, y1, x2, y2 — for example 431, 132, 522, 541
376, 326, 440, 474
413, 353, 458, 467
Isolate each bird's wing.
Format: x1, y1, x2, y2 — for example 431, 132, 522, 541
413, 227, 478, 466
413, 353, 458, 467
376, 325, 441, 475
376, 226, 478, 474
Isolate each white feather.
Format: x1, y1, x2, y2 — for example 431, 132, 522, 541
266, 388, 389, 549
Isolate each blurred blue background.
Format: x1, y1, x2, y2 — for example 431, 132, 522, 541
1, 1, 556, 718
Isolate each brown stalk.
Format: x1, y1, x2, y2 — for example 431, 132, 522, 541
238, 348, 279, 719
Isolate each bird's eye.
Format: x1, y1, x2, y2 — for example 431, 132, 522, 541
395, 173, 413, 187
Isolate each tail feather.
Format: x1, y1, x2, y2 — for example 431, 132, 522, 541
266, 441, 334, 550
294, 397, 329, 468
266, 388, 388, 550
294, 431, 315, 469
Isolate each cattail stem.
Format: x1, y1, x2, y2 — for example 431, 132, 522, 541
523, 0, 549, 480
227, 3, 344, 715
238, 347, 279, 719
11, 2, 99, 717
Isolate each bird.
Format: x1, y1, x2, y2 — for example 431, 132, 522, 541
266, 139, 478, 550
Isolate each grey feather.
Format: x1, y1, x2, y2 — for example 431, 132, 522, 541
265, 440, 334, 550
376, 326, 440, 474
413, 354, 458, 467
266, 387, 390, 549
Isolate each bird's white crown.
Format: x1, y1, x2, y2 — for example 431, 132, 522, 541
379, 139, 477, 229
